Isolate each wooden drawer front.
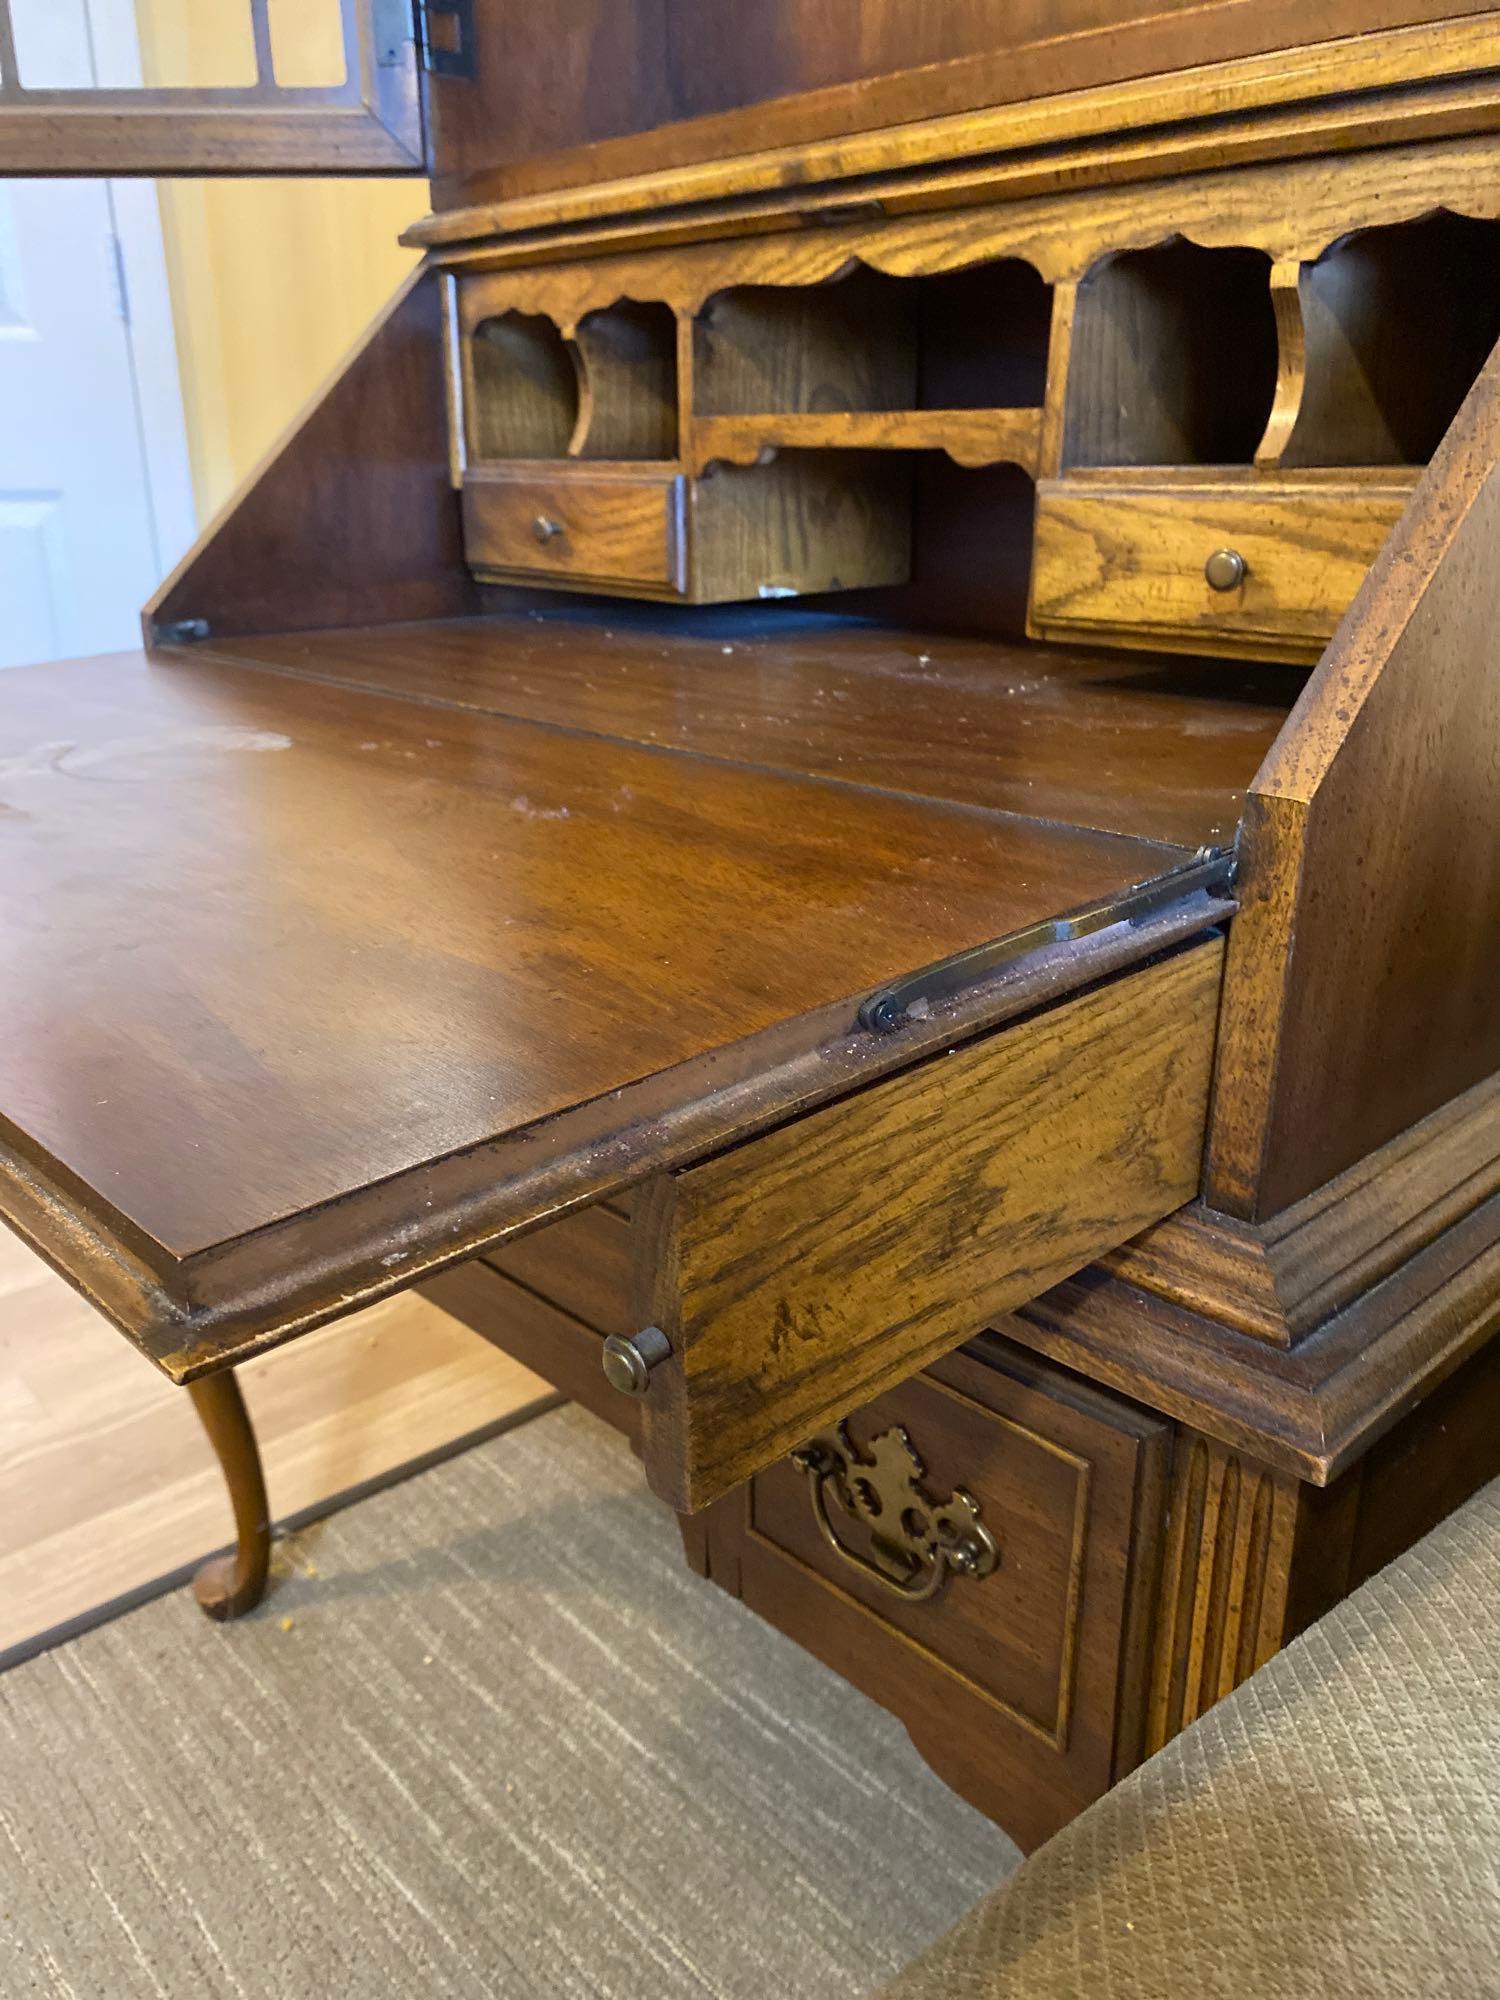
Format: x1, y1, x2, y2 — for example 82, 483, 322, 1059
639, 940, 1222, 1513
692, 1338, 1169, 1850
463, 466, 685, 590
1030, 480, 1409, 662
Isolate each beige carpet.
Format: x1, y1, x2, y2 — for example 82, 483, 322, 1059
0, 1405, 1018, 1999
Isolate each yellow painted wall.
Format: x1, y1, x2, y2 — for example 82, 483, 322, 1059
140, 1, 422, 522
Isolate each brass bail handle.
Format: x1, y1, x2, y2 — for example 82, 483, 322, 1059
791, 1423, 1000, 1604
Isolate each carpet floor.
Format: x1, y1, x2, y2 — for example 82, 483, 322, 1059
0, 1405, 1019, 1999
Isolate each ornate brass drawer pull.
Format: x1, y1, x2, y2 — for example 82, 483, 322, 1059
791, 1422, 1000, 1603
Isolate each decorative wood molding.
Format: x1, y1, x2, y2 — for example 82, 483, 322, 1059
423, 132, 1500, 317
690, 408, 1044, 478
1143, 1433, 1300, 1754
1105, 1072, 1500, 1345
1004, 1178, 1500, 1486
1253, 259, 1310, 468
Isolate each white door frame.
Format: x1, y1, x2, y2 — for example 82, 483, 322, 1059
84, 0, 198, 578
107, 175, 197, 575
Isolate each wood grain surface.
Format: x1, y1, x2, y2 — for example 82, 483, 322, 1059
691, 409, 1045, 476
639, 940, 1223, 1511
216, 611, 1288, 847
0, 625, 1214, 1384
419, 6, 1498, 220
1031, 479, 1411, 662
463, 464, 685, 588
693, 1336, 1170, 1851
1209, 341, 1500, 1215
147, 272, 476, 644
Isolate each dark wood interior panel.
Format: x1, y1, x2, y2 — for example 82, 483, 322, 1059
694, 270, 918, 416
1286, 212, 1500, 467
423, 1, 1490, 209
147, 273, 477, 644
468, 308, 580, 460
1343, 1330, 1500, 1591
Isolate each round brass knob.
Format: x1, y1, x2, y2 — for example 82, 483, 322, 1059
1204, 547, 1246, 592
532, 515, 564, 545
602, 1326, 672, 1397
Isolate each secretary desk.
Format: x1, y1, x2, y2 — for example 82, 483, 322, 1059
6, 0, 1500, 1850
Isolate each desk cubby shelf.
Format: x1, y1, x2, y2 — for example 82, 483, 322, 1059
445, 187, 1500, 656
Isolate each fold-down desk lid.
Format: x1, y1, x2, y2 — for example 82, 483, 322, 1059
0, 639, 1229, 1381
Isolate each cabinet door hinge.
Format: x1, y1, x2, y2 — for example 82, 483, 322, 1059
417, 0, 478, 78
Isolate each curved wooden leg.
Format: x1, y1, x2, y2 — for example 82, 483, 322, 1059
188, 1371, 271, 1621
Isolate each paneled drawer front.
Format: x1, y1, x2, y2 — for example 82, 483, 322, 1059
638, 939, 1223, 1513
1029, 480, 1410, 662
691, 1336, 1169, 1850
463, 465, 685, 590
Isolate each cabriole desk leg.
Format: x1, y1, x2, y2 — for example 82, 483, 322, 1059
188, 1370, 271, 1621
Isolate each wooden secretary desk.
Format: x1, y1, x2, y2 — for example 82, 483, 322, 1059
6, 0, 1500, 1851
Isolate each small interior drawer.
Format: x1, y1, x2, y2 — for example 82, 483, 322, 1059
689, 1334, 1169, 1849
1029, 478, 1411, 662
636, 939, 1223, 1513
463, 464, 686, 592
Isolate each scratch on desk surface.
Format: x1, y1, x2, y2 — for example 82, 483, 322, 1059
0, 726, 293, 786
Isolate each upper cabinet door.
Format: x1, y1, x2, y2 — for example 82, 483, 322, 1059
0, 0, 455, 176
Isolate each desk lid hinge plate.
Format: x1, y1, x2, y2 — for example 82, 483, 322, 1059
857, 843, 1238, 1036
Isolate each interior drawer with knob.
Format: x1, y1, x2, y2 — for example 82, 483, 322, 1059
684, 1334, 1171, 1849
1028, 478, 1412, 662
463, 464, 687, 595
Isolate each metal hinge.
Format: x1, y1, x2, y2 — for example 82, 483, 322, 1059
417, 0, 477, 77
857, 844, 1238, 1035
153, 618, 210, 646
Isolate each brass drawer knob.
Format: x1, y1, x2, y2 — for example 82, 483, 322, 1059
532, 514, 565, 545
602, 1326, 672, 1396
791, 1421, 1000, 1602
1204, 546, 1247, 592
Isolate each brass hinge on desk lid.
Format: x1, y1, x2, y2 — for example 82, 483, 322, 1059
417, 0, 477, 77
858, 844, 1238, 1035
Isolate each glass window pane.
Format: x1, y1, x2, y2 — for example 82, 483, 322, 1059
12, 0, 98, 89
269, 0, 348, 88
134, 0, 258, 89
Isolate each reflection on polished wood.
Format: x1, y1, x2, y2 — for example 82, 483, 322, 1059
0, 628, 1207, 1376
216, 611, 1284, 847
